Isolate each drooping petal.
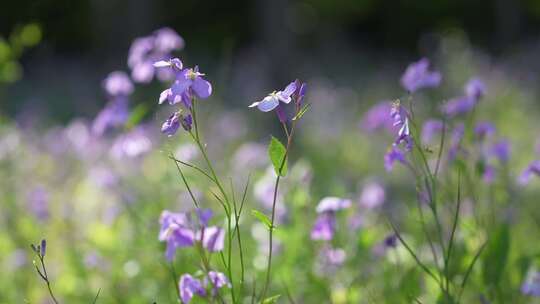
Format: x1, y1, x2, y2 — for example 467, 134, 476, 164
192, 77, 213, 99
256, 95, 280, 112
159, 89, 171, 104
153, 60, 172, 68
201, 226, 225, 252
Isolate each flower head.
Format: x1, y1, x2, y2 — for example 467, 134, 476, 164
522, 270, 540, 297
474, 121, 496, 140
465, 78, 486, 100
161, 112, 181, 136
361, 101, 395, 133
421, 119, 444, 144
179, 274, 206, 303
310, 213, 336, 241
358, 182, 386, 209
400, 58, 442, 93
390, 100, 412, 148
519, 160, 540, 185
102, 71, 134, 97
442, 77, 486, 117
316, 197, 351, 213
249, 81, 297, 112
206, 271, 231, 291
384, 146, 406, 171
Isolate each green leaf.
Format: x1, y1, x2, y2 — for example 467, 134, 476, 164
252, 210, 273, 230
482, 224, 510, 287
268, 136, 287, 176
261, 295, 281, 304
292, 103, 310, 121
125, 103, 149, 129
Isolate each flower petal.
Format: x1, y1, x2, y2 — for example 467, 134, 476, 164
257, 96, 279, 112
192, 77, 212, 99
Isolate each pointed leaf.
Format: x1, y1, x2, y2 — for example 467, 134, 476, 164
269, 136, 287, 176
252, 210, 273, 230
261, 295, 281, 304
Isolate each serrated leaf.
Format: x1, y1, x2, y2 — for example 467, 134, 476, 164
292, 103, 310, 121
261, 295, 281, 304
268, 136, 287, 176
482, 224, 510, 287
252, 210, 273, 230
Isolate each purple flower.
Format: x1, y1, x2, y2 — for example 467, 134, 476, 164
519, 160, 540, 185
40, 239, 46, 257
384, 146, 406, 171
482, 164, 496, 184
421, 119, 444, 144
110, 126, 152, 159
27, 186, 49, 221
200, 226, 225, 252
159, 211, 188, 241
442, 96, 476, 117
155, 63, 213, 107
92, 97, 129, 136
522, 271, 540, 297
465, 78, 486, 100
102, 71, 134, 97
165, 227, 195, 261
474, 121, 496, 140
310, 213, 336, 241
161, 112, 181, 136
295, 81, 307, 106
196, 209, 213, 227
206, 271, 231, 291
316, 197, 351, 213
179, 274, 206, 303
390, 101, 411, 148
442, 77, 486, 117
400, 58, 442, 93
489, 139, 510, 163
249, 81, 297, 112
128, 28, 184, 83
181, 114, 193, 131
383, 234, 398, 248
320, 247, 347, 266
361, 101, 395, 133
372, 234, 398, 257
358, 182, 386, 209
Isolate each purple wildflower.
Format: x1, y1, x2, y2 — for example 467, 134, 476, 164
40, 239, 46, 257
518, 160, 540, 185
358, 182, 386, 209
179, 274, 206, 303
200, 226, 225, 252
400, 58, 442, 93
522, 271, 540, 297
110, 126, 152, 159
373, 234, 398, 257
320, 247, 347, 266
465, 78, 487, 100
384, 146, 406, 171
489, 139, 510, 163
92, 97, 129, 136
102, 71, 133, 97
383, 234, 398, 248
361, 101, 395, 133
161, 112, 181, 136
421, 119, 444, 144
310, 213, 336, 241
249, 81, 297, 112
390, 101, 412, 148
206, 271, 231, 291
159, 211, 194, 261
482, 164, 496, 184
315, 197, 351, 213
295, 81, 307, 106
27, 186, 49, 221
128, 28, 184, 83
196, 209, 213, 227
474, 121, 496, 140
442, 77, 486, 117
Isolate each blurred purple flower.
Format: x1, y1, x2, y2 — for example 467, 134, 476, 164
489, 139, 510, 163
310, 213, 336, 241
321, 247, 346, 266
206, 271, 231, 292
442, 77, 486, 117
358, 181, 386, 209
522, 271, 540, 297
465, 78, 487, 100
400, 58, 442, 93
384, 146, 406, 171
92, 97, 129, 136
361, 101, 395, 133
196, 209, 213, 227
372, 234, 398, 257
102, 71, 133, 97
475, 121, 496, 140
518, 160, 540, 185
482, 164, 496, 184
128, 28, 184, 83
110, 126, 152, 158
27, 186, 49, 221
179, 274, 206, 303
316, 197, 351, 213
200, 226, 225, 252
295, 81, 307, 106
421, 119, 444, 144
